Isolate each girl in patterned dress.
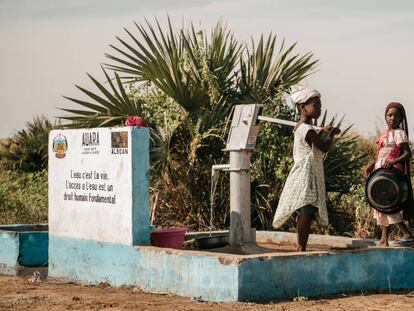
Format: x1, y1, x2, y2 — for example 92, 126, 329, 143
365, 102, 414, 247
273, 85, 341, 251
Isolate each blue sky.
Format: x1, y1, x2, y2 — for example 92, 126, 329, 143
1, 0, 414, 138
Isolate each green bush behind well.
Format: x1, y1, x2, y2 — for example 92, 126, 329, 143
0, 166, 48, 225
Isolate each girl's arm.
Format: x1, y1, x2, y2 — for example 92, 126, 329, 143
305, 126, 341, 153
383, 142, 412, 168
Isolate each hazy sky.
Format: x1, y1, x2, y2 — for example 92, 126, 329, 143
1, 0, 414, 138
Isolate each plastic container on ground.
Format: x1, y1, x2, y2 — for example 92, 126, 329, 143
150, 227, 187, 249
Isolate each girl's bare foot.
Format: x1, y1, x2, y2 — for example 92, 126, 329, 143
376, 240, 389, 247
296, 245, 306, 252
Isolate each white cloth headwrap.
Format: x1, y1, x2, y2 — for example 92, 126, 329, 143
290, 85, 321, 104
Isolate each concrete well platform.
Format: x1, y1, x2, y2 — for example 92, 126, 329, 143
0, 224, 48, 276
48, 231, 414, 302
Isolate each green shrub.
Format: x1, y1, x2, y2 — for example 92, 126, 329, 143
326, 186, 376, 238
0, 168, 48, 224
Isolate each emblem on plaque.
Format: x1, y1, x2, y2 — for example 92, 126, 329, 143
52, 133, 68, 159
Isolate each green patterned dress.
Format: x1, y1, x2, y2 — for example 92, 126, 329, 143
272, 123, 328, 228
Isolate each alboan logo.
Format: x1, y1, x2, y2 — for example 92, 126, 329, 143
52, 134, 68, 159
111, 131, 128, 154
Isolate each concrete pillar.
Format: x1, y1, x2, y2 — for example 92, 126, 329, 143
229, 150, 252, 246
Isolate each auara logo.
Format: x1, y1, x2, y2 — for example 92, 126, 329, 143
52, 134, 68, 159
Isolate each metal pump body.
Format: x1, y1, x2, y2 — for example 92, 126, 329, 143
225, 104, 261, 246
214, 103, 299, 247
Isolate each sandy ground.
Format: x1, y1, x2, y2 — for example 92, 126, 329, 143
1, 275, 414, 310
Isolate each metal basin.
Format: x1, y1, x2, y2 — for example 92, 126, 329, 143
194, 234, 229, 249
365, 168, 410, 214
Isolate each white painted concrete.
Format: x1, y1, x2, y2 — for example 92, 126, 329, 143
49, 127, 134, 244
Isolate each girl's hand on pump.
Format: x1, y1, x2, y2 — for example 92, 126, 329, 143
318, 125, 332, 134
306, 127, 340, 153
319, 125, 332, 132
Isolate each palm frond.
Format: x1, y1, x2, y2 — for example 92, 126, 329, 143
239, 34, 318, 104
60, 67, 142, 128
105, 17, 211, 115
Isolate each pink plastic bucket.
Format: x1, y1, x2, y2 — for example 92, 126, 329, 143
150, 227, 187, 249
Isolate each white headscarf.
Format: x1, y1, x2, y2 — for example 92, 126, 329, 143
290, 84, 321, 104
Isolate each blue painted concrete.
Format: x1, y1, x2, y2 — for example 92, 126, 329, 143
48, 235, 239, 302
19, 232, 48, 266
48, 233, 414, 302
0, 230, 19, 275
0, 225, 48, 275
238, 249, 414, 301
131, 127, 151, 245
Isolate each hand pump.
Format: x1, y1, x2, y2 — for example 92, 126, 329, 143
212, 104, 322, 247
